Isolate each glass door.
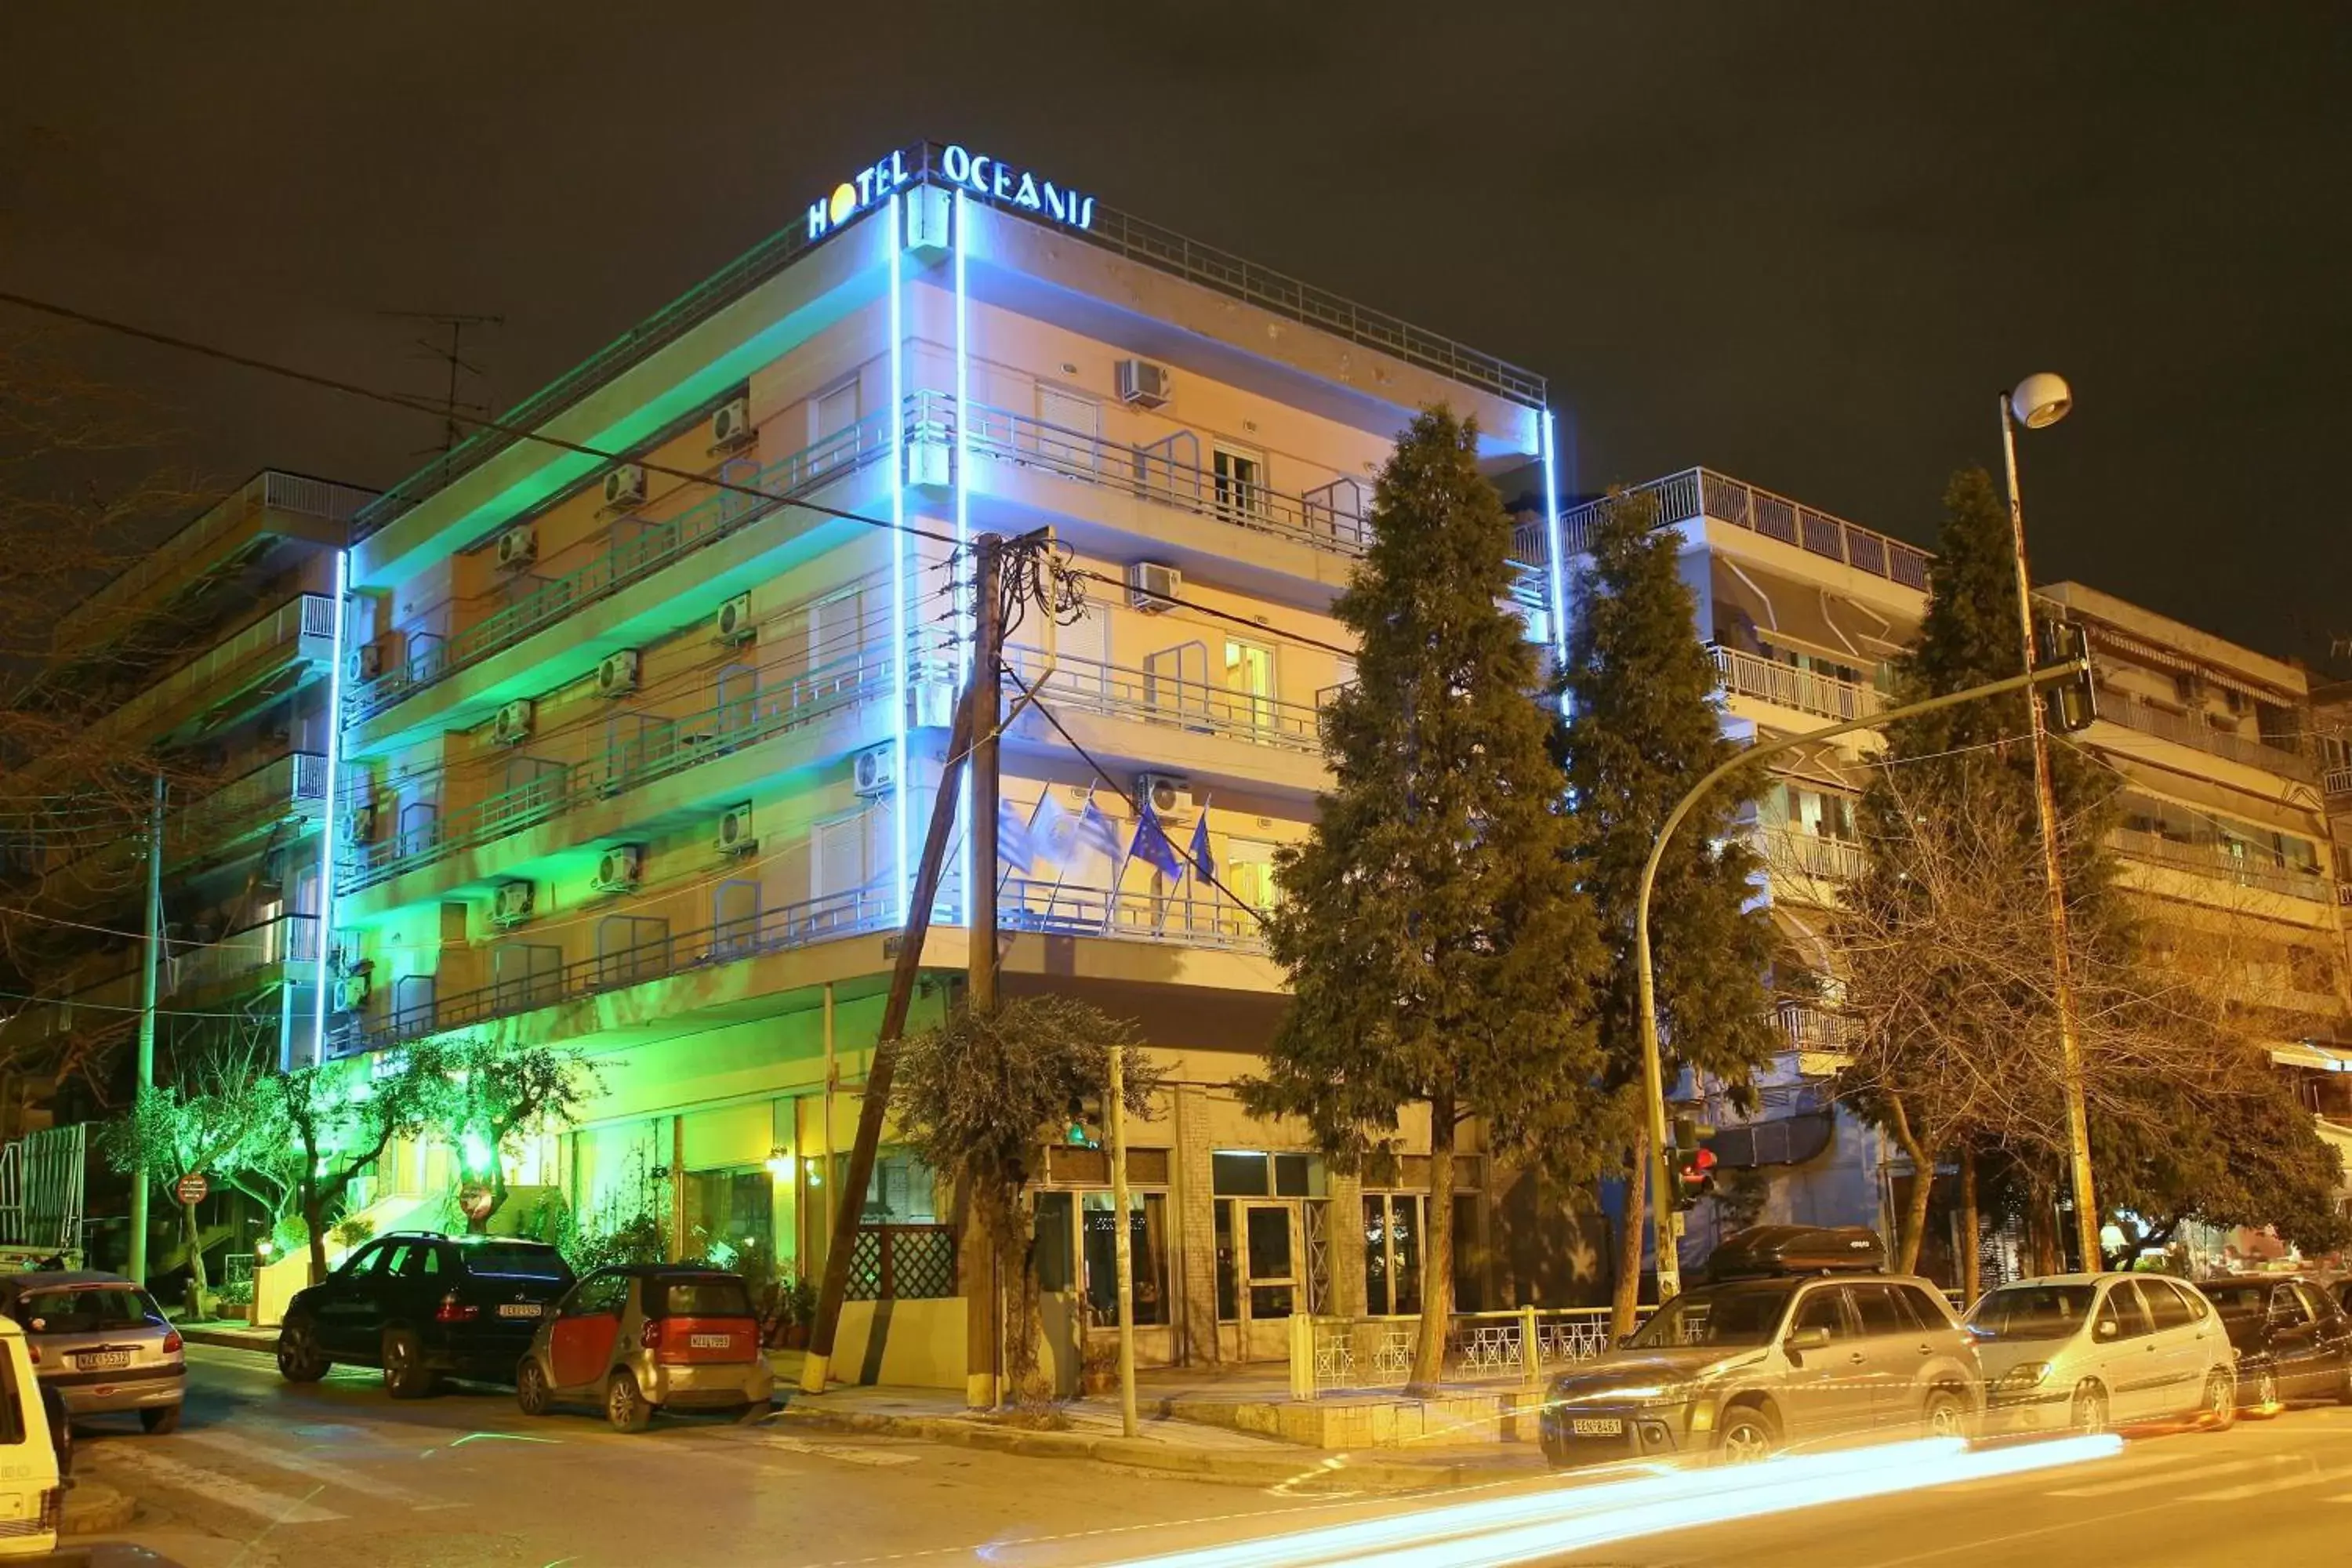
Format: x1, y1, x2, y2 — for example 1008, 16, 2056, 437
1239, 1201, 1298, 1359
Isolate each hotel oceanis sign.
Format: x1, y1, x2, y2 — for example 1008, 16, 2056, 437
804, 145, 1098, 240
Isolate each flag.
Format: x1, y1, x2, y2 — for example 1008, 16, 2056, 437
1188, 796, 1215, 886
1028, 789, 1079, 865
1076, 790, 1124, 869
996, 796, 1035, 873
1129, 799, 1186, 882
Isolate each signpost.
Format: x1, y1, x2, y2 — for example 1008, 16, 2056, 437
173, 1173, 209, 1208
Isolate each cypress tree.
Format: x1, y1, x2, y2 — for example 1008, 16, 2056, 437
1246, 408, 1605, 1393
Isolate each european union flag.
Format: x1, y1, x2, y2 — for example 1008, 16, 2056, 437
1188, 797, 1215, 885
1128, 799, 1186, 881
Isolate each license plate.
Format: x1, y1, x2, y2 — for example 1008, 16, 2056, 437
77, 1351, 131, 1371
689, 1334, 732, 1349
497, 1303, 543, 1319
1570, 1417, 1624, 1436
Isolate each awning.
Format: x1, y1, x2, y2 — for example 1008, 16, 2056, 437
2269, 1041, 2352, 1073
1710, 558, 1904, 666
1708, 1110, 1836, 1170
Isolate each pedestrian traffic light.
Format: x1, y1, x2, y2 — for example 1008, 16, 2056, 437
1670, 1115, 1718, 1211
2035, 619, 2099, 735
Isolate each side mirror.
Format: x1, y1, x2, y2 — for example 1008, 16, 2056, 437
1785, 1326, 1831, 1354
2096, 1319, 2119, 1339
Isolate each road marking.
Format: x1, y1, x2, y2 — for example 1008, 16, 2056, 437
2049, 1454, 2279, 1497
2187, 1461, 2352, 1501
89, 1443, 344, 1526
177, 1426, 452, 1508
753, 1434, 922, 1467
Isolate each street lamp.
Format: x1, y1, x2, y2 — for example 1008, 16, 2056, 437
1998, 372, 2103, 1274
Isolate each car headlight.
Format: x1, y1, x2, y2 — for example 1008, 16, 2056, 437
1994, 1361, 2054, 1392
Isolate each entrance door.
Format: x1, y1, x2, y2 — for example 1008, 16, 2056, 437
1238, 1202, 1299, 1360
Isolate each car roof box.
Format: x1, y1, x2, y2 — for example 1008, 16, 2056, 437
1706, 1225, 1886, 1280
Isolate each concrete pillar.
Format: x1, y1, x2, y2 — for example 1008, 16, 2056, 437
1172, 1084, 1221, 1365
1326, 1170, 1367, 1318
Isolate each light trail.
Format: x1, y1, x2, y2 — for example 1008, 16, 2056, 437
1098, 1435, 2123, 1568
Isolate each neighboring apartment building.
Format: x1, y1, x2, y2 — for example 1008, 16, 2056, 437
321, 140, 1570, 1379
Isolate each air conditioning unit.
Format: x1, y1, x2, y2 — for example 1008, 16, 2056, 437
593, 844, 644, 893
492, 880, 536, 927
332, 973, 372, 1014
495, 525, 538, 571
596, 648, 641, 698
492, 699, 535, 746
1116, 358, 1174, 409
343, 804, 378, 846
1136, 772, 1193, 816
716, 803, 757, 857
346, 642, 384, 684
603, 463, 648, 509
852, 742, 897, 798
710, 397, 754, 449
716, 593, 756, 644
1126, 561, 1181, 614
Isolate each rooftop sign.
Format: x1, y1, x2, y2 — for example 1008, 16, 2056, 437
804, 144, 1097, 240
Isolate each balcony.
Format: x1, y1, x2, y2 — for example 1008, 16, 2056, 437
2326, 764, 2352, 800
1711, 645, 1884, 725
1003, 648, 1323, 757
89, 593, 336, 750
346, 409, 895, 724
2111, 827, 2332, 904
1538, 468, 1931, 593
1000, 879, 1270, 956
2096, 690, 2316, 783
343, 633, 924, 896
166, 753, 327, 869
0, 913, 319, 1053
1753, 826, 1866, 885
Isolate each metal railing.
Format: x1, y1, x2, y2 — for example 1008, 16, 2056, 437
169, 913, 320, 998
2325, 764, 2352, 799
1753, 826, 1866, 884
1003, 648, 1323, 754
1000, 879, 1270, 954
2096, 690, 2316, 782
1300, 1307, 1643, 1396
166, 752, 327, 863
59, 472, 374, 643
1710, 644, 1885, 724
1548, 468, 1932, 593
342, 637, 917, 895
349, 411, 895, 723
361, 884, 898, 1051
96, 593, 336, 743
1775, 1002, 1859, 1051
0, 1124, 86, 1255
2111, 828, 2332, 903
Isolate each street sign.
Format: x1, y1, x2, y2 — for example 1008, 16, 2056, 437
173, 1173, 209, 1207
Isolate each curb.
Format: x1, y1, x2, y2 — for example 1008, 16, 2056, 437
774, 1402, 1539, 1493
178, 1327, 279, 1355
62, 1479, 136, 1536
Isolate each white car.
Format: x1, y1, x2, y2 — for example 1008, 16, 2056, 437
1968, 1272, 2235, 1434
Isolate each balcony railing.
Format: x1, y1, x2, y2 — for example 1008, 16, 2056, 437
96, 593, 336, 745
1710, 644, 1884, 724
999, 879, 1270, 955
361, 885, 898, 1051
2111, 827, 2332, 903
1545, 468, 1932, 593
347, 408, 895, 724
170, 913, 320, 997
1004, 648, 1323, 755
2096, 690, 2317, 782
2325, 764, 2352, 799
1775, 1002, 1860, 1052
343, 635, 917, 895
166, 753, 327, 865
1753, 826, 1866, 885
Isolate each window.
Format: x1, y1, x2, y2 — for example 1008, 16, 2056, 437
2099, 1281, 2154, 1340
813, 379, 860, 445
343, 1241, 390, 1278
659, 1278, 755, 1318
714, 880, 760, 959
2270, 1284, 2314, 1326
567, 1272, 629, 1316
597, 915, 670, 987
685, 1168, 774, 1263
1792, 1287, 1855, 1340
1363, 1193, 1424, 1316
850, 1149, 939, 1224
1212, 445, 1263, 521
1224, 639, 1276, 734
1848, 1283, 1914, 1336
1080, 1192, 1170, 1327
2294, 1283, 2336, 1323
1212, 1152, 1272, 1196
1224, 840, 1279, 916
1898, 1283, 1955, 1327
2140, 1278, 2194, 1331
15, 1287, 159, 1334
464, 1244, 572, 1283
1037, 387, 1102, 472
1970, 1284, 2095, 1339
1213, 1202, 1237, 1320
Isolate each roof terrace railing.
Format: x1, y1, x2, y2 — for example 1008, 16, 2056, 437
2111, 827, 2332, 904
2096, 689, 2317, 783
1546, 468, 1933, 593
1710, 644, 1885, 724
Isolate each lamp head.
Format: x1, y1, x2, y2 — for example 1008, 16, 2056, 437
2010, 372, 2074, 430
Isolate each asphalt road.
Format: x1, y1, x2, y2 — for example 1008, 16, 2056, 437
66, 1349, 2352, 1568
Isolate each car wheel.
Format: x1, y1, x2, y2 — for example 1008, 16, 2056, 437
383, 1330, 434, 1399
2251, 1366, 2279, 1416
1921, 1388, 1969, 1441
605, 1369, 652, 1434
1716, 1403, 1777, 1464
140, 1403, 182, 1436
276, 1319, 330, 1384
515, 1358, 552, 1418
2070, 1380, 2109, 1434
2201, 1367, 2235, 1431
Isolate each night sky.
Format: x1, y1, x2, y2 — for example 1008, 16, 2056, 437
3, 4, 2343, 671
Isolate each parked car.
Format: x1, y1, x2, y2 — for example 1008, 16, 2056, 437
1538, 1225, 1982, 1468
2194, 1275, 2352, 1411
515, 1265, 773, 1432
276, 1231, 575, 1396
0, 1316, 63, 1558
0, 1271, 184, 1435
1968, 1272, 2235, 1435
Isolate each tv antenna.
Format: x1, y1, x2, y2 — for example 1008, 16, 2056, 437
379, 311, 504, 459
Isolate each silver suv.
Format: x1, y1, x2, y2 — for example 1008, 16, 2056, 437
1541, 1231, 1981, 1466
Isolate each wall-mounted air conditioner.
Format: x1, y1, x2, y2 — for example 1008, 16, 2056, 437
603, 464, 648, 509
593, 844, 644, 893
495, 525, 537, 571
492, 699, 535, 746
596, 648, 641, 698
716, 803, 756, 856
1126, 561, 1180, 614
710, 398, 754, 449
346, 643, 384, 684
852, 743, 896, 798
332, 973, 372, 1014
716, 593, 756, 644
492, 880, 535, 927
342, 804, 378, 845
1116, 358, 1174, 409
1136, 772, 1194, 816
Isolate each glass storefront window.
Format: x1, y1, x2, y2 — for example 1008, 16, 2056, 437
1212, 1152, 1271, 1196
1214, 1201, 1237, 1319
1036, 1191, 1075, 1293
684, 1167, 773, 1271
833, 1148, 939, 1223
1364, 1193, 1423, 1316
1080, 1192, 1170, 1327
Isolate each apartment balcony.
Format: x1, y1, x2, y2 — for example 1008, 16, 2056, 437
344, 408, 896, 731
0, 913, 319, 1054
84, 593, 337, 752
1534, 468, 1933, 594
1711, 644, 1885, 725
2326, 763, 2352, 800
2095, 689, 2317, 784
1000, 647, 1327, 798
1752, 826, 1866, 887
2111, 827, 2332, 905
1000, 879, 1269, 956
165, 753, 327, 871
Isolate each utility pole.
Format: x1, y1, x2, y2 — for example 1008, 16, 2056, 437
963, 533, 1005, 1409
1107, 1043, 1138, 1437
129, 774, 165, 1285
1633, 656, 2092, 1301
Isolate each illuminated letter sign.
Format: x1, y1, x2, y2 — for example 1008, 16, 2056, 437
805, 149, 910, 241
938, 143, 1095, 230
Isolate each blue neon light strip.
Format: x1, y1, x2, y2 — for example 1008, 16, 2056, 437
953, 191, 975, 927
888, 196, 912, 920
1541, 408, 1571, 710
310, 547, 349, 1066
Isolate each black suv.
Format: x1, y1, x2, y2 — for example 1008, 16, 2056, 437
276, 1232, 575, 1396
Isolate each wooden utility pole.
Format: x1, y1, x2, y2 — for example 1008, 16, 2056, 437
128, 774, 165, 1286
963, 534, 1005, 1409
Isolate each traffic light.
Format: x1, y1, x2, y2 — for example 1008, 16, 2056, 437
1670, 1115, 1718, 1211
1065, 1091, 1104, 1149
2035, 619, 2098, 735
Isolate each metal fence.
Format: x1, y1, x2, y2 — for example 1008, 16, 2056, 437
1004, 648, 1323, 754
0, 1124, 85, 1255
1298, 1307, 1637, 1396
1550, 468, 1932, 593
1710, 644, 1885, 724
2111, 827, 2332, 903
2096, 689, 2315, 782
999, 879, 1271, 955
848, 1224, 957, 1301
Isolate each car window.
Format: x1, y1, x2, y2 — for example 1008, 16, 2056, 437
2099, 1281, 2155, 1340
658, 1278, 755, 1318
16, 1287, 160, 1333
389, 1243, 436, 1280
1969, 1283, 2094, 1340
1792, 1287, 1853, 1340
461, 1243, 572, 1283
567, 1273, 628, 1316
2140, 1277, 2193, 1331
1900, 1284, 1955, 1328
1849, 1283, 1913, 1336
342, 1241, 389, 1278
2201, 1282, 2267, 1317
2293, 1283, 2335, 1322
2270, 1284, 2314, 1325
1625, 1281, 1795, 1349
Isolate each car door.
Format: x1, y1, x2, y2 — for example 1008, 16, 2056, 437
2089, 1279, 2165, 1420
2297, 1283, 2352, 1397
1845, 1282, 1930, 1428
1778, 1284, 1873, 1441
2128, 1278, 2209, 1418
2264, 1283, 2324, 1398
548, 1272, 629, 1392
313, 1242, 393, 1358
